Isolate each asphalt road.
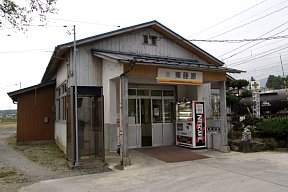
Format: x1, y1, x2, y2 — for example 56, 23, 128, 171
20, 150, 288, 192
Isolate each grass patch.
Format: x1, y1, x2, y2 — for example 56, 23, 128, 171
0, 167, 17, 178
6, 133, 17, 148
7, 136, 69, 172
0, 121, 16, 128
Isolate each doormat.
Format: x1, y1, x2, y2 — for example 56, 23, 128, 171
136, 146, 209, 163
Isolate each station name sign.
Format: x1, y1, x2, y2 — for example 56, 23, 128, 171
157, 68, 203, 85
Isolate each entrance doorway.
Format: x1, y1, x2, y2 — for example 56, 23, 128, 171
69, 86, 104, 164
127, 87, 175, 148
141, 99, 152, 147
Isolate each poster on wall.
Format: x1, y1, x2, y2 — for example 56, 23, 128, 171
193, 101, 206, 147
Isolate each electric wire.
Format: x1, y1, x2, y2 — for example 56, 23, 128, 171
190, 0, 268, 37
225, 39, 288, 63
0, 48, 52, 54
201, 0, 288, 40
189, 34, 288, 43
207, 5, 288, 40
222, 27, 288, 60
217, 20, 288, 58
46, 17, 120, 27
228, 44, 288, 67
227, 41, 288, 66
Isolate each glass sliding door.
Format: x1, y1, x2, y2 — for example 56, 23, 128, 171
141, 99, 152, 147
163, 99, 175, 145
128, 99, 141, 148
152, 99, 163, 146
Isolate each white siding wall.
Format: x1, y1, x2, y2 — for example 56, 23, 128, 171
55, 61, 67, 153
93, 28, 208, 64
56, 61, 67, 87
102, 59, 123, 124
70, 45, 102, 87
55, 122, 67, 154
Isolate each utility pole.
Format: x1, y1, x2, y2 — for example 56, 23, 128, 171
73, 25, 79, 166
280, 54, 288, 99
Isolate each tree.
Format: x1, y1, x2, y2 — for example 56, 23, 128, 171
228, 79, 249, 96
266, 75, 287, 89
0, 0, 57, 30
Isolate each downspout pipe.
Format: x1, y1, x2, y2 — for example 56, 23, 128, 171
120, 60, 136, 77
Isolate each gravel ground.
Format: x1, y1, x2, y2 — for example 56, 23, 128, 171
0, 125, 111, 192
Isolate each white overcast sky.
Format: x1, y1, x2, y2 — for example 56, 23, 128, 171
1, 0, 288, 109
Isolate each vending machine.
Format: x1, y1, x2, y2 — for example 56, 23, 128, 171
176, 101, 206, 148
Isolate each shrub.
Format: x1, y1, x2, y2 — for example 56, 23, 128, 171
263, 138, 277, 151
257, 117, 288, 139
243, 116, 261, 127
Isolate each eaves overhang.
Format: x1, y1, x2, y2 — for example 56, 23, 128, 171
92, 49, 244, 74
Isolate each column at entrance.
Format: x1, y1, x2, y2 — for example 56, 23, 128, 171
219, 81, 228, 146
120, 75, 129, 165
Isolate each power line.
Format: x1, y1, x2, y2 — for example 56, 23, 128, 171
244, 59, 288, 72
228, 41, 288, 65
199, 0, 288, 40
228, 43, 288, 67
46, 17, 121, 28
189, 0, 268, 37
189, 34, 288, 43
217, 20, 288, 58
225, 39, 288, 63
207, 5, 288, 40
0, 48, 52, 54
222, 27, 288, 60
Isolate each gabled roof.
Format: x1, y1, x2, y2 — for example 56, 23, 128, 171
41, 20, 226, 82
7, 80, 56, 102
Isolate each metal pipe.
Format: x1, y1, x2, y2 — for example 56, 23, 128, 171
119, 60, 135, 166
73, 25, 80, 166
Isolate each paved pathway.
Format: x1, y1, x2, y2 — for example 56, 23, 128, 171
20, 150, 288, 192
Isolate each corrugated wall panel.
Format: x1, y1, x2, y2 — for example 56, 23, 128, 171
16, 84, 55, 142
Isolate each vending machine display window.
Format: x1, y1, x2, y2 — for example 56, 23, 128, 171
176, 101, 206, 148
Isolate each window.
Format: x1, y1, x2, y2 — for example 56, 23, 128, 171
151, 90, 162, 96
143, 35, 149, 44
164, 100, 174, 123
128, 89, 136, 96
150, 35, 157, 45
152, 99, 162, 123
143, 35, 158, 45
128, 99, 136, 124
56, 82, 67, 121
137, 89, 149, 96
163, 90, 174, 96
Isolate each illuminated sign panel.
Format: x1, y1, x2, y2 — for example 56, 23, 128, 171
157, 68, 203, 85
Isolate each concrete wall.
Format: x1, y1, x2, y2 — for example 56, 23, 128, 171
177, 85, 198, 101
102, 59, 123, 150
